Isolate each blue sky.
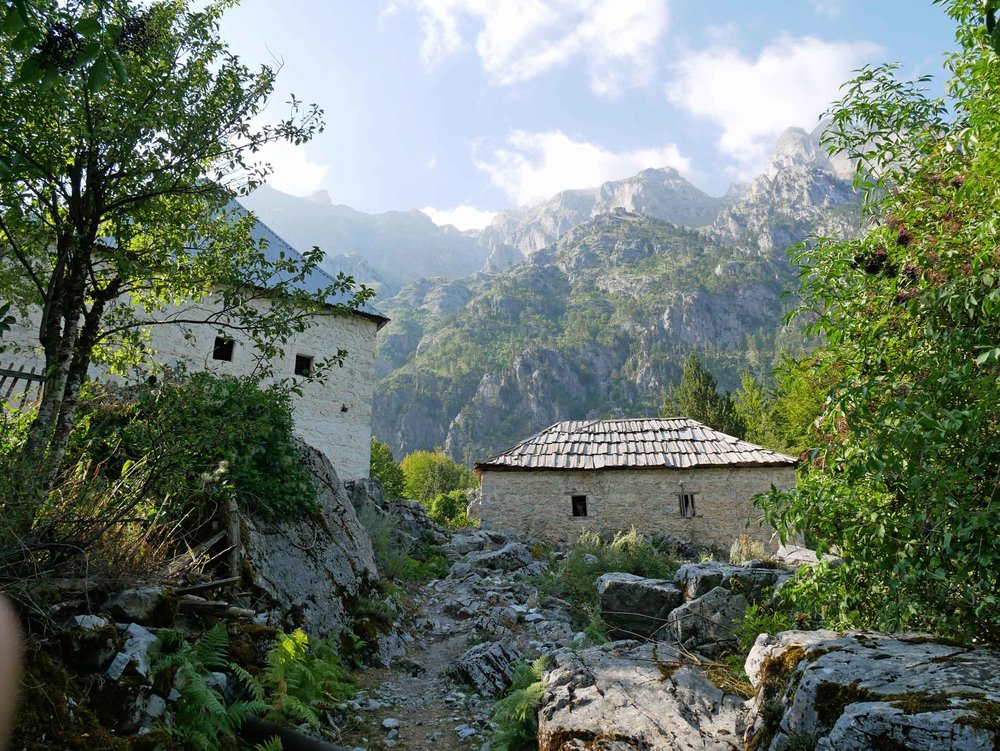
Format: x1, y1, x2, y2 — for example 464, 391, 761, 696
220, 0, 957, 229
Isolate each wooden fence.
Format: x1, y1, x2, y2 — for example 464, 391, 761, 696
0, 362, 44, 410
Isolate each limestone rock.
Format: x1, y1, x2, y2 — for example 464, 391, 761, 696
104, 586, 177, 626
449, 640, 524, 698
665, 586, 748, 657
242, 442, 377, 639
538, 641, 746, 750
673, 561, 789, 603
596, 572, 682, 640
744, 631, 1000, 750
466, 541, 534, 572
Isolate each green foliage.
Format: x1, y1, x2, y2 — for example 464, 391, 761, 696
731, 359, 829, 455
64, 372, 317, 522
356, 501, 452, 582
537, 529, 678, 629
738, 603, 796, 655
370, 438, 405, 499
424, 489, 479, 529
0, 0, 371, 527
399, 450, 476, 501
489, 656, 547, 751
153, 624, 354, 750
662, 354, 744, 438
250, 629, 355, 728
152, 624, 268, 751
763, 0, 1000, 642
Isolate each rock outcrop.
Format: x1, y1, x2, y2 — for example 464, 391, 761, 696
538, 641, 747, 750
596, 572, 682, 640
598, 561, 791, 656
744, 630, 1000, 750
242, 442, 377, 638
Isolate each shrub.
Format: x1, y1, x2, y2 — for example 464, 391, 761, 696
537, 528, 678, 629
399, 450, 476, 501
356, 502, 452, 582
64, 372, 318, 523
423, 489, 480, 529
489, 657, 547, 751
738, 603, 796, 655
370, 438, 405, 499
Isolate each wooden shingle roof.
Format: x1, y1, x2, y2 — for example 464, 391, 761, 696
475, 418, 797, 472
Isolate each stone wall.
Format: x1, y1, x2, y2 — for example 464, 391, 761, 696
478, 465, 795, 549
3, 297, 379, 480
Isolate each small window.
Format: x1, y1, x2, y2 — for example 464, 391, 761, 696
679, 492, 696, 518
294, 354, 314, 377
212, 336, 234, 362
571, 494, 588, 517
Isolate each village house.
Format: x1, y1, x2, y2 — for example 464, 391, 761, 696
475, 418, 796, 549
1, 203, 388, 481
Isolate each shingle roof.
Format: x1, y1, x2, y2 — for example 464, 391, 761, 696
230, 200, 389, 328
475, 418, 797, 471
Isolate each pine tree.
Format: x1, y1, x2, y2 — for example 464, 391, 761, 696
661, 355, 744, 437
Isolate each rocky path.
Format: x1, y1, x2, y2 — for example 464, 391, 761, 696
338, 532, 578, 751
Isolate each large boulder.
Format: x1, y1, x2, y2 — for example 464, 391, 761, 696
744, 630, 1000, 750
538, 641, 747, 750
596, 572, 683, 640
466, 541, 535, 572
665, 586, 748, 657
448, 640, 524, 697
242, 443, 377, 638
673, 561, 789, 603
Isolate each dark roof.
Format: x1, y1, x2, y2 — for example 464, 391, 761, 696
230, 200, 389, 329
476, 418, 797, 471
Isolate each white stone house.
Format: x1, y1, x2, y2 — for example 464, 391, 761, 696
475, 418, 796, 549
1, 203, 388, 481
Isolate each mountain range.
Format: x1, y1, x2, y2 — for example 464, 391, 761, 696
246, 124, 862, 463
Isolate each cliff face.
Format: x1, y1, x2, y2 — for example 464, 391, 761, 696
372, 127, 860, 465
479, 167, 730, 271
373, 210, 793, 464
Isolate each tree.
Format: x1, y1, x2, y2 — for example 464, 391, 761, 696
369, 438, 405, 500
399, 450, 476, 502
732, 372, 776, 448
762, 0, 1000, 641
661, 354, 744, 437
0, 0, 370, 528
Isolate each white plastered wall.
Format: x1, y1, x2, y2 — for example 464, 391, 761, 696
2, 297, 379, 480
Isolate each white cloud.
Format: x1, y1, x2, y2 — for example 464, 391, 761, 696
666, 34, 881, 175
422, 205, 497, 230
810, 1, 844, 18
255, 141, 330, 196
476, 130, 690, 206
384, 0, 669, 96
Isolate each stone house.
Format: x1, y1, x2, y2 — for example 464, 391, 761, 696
475, 418, 796, 548
1, 203, 388, 480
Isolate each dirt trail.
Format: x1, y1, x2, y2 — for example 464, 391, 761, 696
342, 585, 494, 751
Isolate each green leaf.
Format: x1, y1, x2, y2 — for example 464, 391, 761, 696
88, 56, 111, 92
75, 16, 102, 36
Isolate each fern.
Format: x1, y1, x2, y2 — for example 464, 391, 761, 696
254, 738, 283, 751
490, 657, 548, 751
152, 624, 267, 751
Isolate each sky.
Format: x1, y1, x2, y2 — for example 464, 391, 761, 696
219, 0, 957, 230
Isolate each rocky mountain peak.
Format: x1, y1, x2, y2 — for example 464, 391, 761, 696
765, 124, 855, 182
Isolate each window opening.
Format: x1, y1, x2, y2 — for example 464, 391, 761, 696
571, 494, 588, 517
212, 336, 234, 362
679, 492, 696, 518
294, 354, 314, 377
